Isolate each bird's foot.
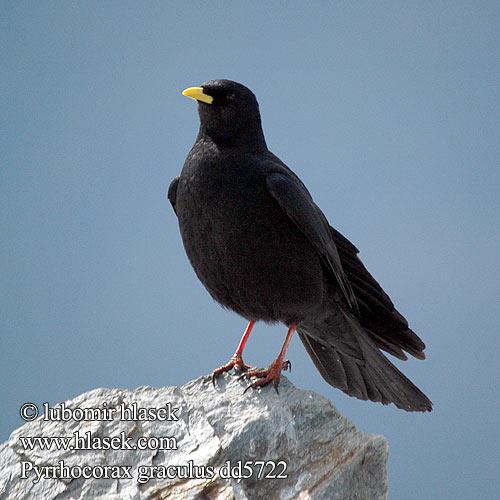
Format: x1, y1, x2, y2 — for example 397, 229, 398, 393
212, 354, 253, 386
241, 359, 291, 394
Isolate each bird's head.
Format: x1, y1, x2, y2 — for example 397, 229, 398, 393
182, 79, 267, 151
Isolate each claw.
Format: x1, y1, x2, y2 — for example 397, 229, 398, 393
243, 383, 254, 394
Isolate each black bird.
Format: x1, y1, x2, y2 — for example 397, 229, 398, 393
169, 79, 432, 412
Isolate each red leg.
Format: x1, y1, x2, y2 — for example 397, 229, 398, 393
243, 323, 297, 393
212, 321, 255, 385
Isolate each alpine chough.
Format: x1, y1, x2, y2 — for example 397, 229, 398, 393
169, 79, 432, 412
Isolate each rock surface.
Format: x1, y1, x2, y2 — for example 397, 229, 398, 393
0, 375, 388, 500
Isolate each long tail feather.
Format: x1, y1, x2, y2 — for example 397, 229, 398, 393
298, 309, 432, 412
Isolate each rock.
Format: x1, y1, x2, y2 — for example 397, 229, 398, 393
0, 375, 388, 500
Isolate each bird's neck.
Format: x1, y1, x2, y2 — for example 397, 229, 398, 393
198, 127, 268, 153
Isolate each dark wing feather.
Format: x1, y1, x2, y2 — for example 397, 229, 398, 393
168, 176, 179, 216
329, 226, 426, 360
266, 172, 359, 315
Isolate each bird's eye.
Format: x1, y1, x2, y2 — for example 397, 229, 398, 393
210, 91, 233, 106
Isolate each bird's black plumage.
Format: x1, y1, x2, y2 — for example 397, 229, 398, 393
169, 79, 432, 412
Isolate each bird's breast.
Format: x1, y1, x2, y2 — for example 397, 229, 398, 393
175, 153, 324, 322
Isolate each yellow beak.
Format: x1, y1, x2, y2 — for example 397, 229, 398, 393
182, 87, 214, 105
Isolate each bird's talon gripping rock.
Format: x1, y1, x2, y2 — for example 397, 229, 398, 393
243, 383, 257, 394
212, 354, 253, 386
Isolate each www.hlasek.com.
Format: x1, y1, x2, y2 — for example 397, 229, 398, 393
21, 460, 288, 484
19, 430, 178, 452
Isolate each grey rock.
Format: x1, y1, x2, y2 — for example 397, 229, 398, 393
0, 375, 388, 500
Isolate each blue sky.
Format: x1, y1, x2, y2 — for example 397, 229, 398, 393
1, 2, 499, 498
